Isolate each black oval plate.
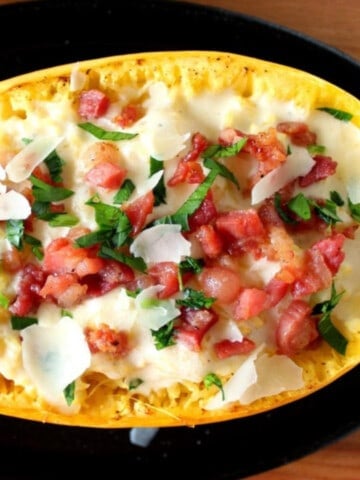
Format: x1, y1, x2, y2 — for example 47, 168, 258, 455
0, 1, 359, 479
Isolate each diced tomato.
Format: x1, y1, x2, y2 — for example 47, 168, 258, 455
276, 299, 319, 355
198, 266, 242, 304
167, 160, 205, 186
78, 89, 110, 119
264, 277, 289, 308
188, 191, 218, 232
215, 209, 266, 240
83, 259, 135, 297
257, 198, 284, 229
42, 238, 103, 278
183, 132, 209, 163
39, 273, 87, 307
312, 233, 345, 275
276, 121, 317, 147
195, 224, 223, 258
148, 262, 179, 299
175, 307, 218, 351
84, 323, 130, 357
233, 288, 269, 321
214, 337, 256, 359
298, 155, 337, 187
85, 161, 127, 189
113, 104, 142, 128
9, 264, 46, 316
122, 191, 154, 236
291, 247, 333, 299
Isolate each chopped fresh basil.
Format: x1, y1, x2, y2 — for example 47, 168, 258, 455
99, 245, 147, 272
61, 309, 73, 318
312, 199, 341, 225
203, 372, 225, 401
129, 378, 144, 390
307, 144, 326, 155
23, 234, 44, 260
312, 283, 348, 355
11, 315, 38, 330
203, 157, 240, 189
179, 256, 204, 275
113, 179, 135, 205
330, 190, 344, 207
30, 175, 74, 202
63, 381, 75, 406
176, 288, 216, 309
317, 107, 353, 122
155, 166, 219, 230
151, 320, 176, 350
0, 293, 9, 309
150, 157, 166, 206
78, 122, 138, 141
203, 138, 247, 159
288, 193, 312, 220
274, 193, 297, 224
31, 201, 79, 227
77, 195, 132, 248
6, 219, 24, 249
126, 288, 141, 298
44, 150, 65, 183
347, 197, 360, 222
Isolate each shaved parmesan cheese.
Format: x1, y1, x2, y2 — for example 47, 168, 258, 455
5, 136, 63, 182
0, 165, 6, 181
0, 190, 31, 220
21, 317, 91, 406
204, 346, 303, 410
251, 146, 315, 205
130, 224, 191, 264
135, 285, 180, 330
129, 170, 164, 203
69, 62, 87, 92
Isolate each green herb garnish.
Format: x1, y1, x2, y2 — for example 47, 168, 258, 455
176, 288, 216, 309
317, 107, 353, 122
204, 373, 225, 400
312, 282, 348, 355
151, 320, 176, 350
10, 315, 38, 330
63, 381, 75, 406
78, 122, 138, 140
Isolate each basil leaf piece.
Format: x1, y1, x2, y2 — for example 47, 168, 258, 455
203, 157, 240, 189
129, 378, 144, 390
317, 107, 353, 122
75, 230, 113, 248
204, 373, 225, 401
6, 219, 24, 249
179, 256, 204, 275
63, 381, 75, 406
203, 138, 247, 159
150, 157, 166, 206
44, 150, 65, 183
61, 309, 73, 318
288, 193, 312, 220
23, 234, 44, 260
312, 283, 348, 355
348, 197, 360, 222
273, 193, 297, 224
156, 167, 219, 231
78, 122, 138, 141
312, 199, 341, 225
151, 320, 176, 350
99, 245, 147, 273
11, 315, 38, 330
176, 288, 216, 309
48, 213, 79, 227
330, 190, 344, 207
30, 175, 74, 202
307, 144, 326, 155
113, 179, 135, 205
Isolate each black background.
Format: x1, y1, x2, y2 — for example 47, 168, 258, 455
0, 1, 359, 479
